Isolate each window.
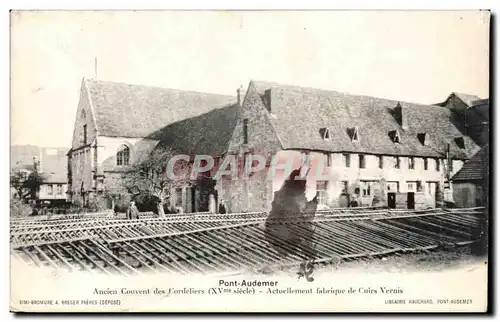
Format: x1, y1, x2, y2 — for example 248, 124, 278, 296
389, 130, 400, 143
97, 178, 104, 191
316, 181, 328, 206
424, 158, 428, 170
387, 182, 399, 193
359, 154, 366, 168
416, 181, 423, 192
320, 128, 330, 140
435, 158, 440, 171
341, 181, 349, 194
347, 127, 359, 142
427, 182, 434, 195
361, 181, 373, 196
298, 152, 310, 177
48, 185, 54, 195
454, 137, 465, 149
378, 156, 384, 169
57, 184, 63, 195
243, 119, 249, 144
116, 145, 130, 166
408, 157, 415, 170
352, 127, 359, 141
407, 182, 416, 192
418, 133, 427, 146
175, 188, 182, 207
475, 186, 483, 206
394, 156, 400, 169
83, 124, 87, 145
324, 153, 332, 167
93, 148, 98, 169
342, 154, 351, 168
300, 152, 309, 167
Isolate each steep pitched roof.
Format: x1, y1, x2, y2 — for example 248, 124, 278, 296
84, 79, 236, 139
154, 103, 242, 156
453, 92, 482, 107
249, 80, 480, 159
452, 144, 489, 181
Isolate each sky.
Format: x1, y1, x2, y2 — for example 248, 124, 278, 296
10, 10, 490, 148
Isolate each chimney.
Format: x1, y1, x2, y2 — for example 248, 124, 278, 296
264, 89, 272, 112
395, 102, 408, 130
237, 86, 244, 106
38, 150, 43, 173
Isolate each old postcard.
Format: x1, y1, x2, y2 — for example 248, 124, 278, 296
9, 10, 490, 313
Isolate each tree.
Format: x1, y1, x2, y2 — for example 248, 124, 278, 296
24, 171, 46, 201
10, 170, 29, 200
10, 169, 45, 202
121, 147, 192, 214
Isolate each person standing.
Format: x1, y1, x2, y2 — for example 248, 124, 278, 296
126, 200, 139, 220
218, 200, 227, 214
157, 200, 166, 218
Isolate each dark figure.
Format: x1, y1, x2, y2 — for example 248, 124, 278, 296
264, 169, 318, 280
30, 206, 39, 217
126, 201, 139, 220
218, 201, 227, 214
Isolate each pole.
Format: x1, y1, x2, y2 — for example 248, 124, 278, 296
94, 57, 98, 80
446, 143, 451, 181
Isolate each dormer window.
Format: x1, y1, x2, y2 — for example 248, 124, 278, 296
389, 130, 400, 143
319, 127, 331, 140
454, 137, 465, 149
347, 127, 359, 142
417, 133, 427, 146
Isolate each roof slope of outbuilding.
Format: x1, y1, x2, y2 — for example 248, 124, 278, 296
452, 144, 489, 181
153, 103, 242, 157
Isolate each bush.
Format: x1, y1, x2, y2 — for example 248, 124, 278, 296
133, 193, 161, 213
10, 197, 32, 217
87, 198, 108, 212
66, 205, 85, 214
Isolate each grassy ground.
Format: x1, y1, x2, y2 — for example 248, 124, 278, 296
336, 244, 486, 273
258, 243, 488, 278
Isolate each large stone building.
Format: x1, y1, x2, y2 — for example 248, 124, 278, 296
68, 78, 486, 213
220, 81, 483, 213
67, 78, 236, 209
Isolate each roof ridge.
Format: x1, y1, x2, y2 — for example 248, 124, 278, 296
452, 91, 482, 98
84, 78, 236, 99
250, 79, 442, 107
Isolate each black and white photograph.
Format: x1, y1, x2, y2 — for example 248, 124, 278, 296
9, 10, 490, 313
